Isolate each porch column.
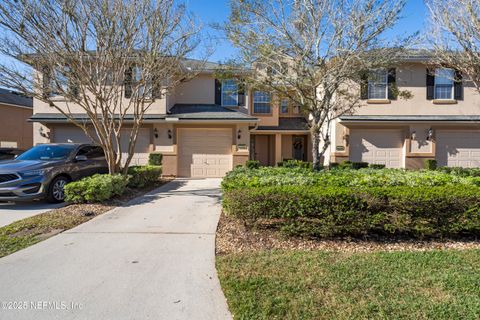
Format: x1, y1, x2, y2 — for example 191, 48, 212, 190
275, 133, 282, 165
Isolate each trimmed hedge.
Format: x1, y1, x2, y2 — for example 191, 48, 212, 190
148, 153, 163, 166
65, 174, 129, 203
223, 185, 480, 238
277, 159, 312, 169
127, 165, 162, 188
245, 160, 260, 169
425, 159, 437, 170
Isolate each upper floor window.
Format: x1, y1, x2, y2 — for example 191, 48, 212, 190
368, 69, 388, 99
435, 68, 454, 100
280, 98, 289, 114
253, 91, 271, 114
133, 66, 152, 99
221, 79, 238, 106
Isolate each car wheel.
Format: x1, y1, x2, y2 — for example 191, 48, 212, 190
47, 176, 70, 203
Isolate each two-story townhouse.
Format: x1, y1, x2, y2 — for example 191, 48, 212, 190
30, 61, 258, 177
328, 52, 480, 169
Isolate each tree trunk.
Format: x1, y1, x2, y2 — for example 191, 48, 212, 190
310, 127, 322, 171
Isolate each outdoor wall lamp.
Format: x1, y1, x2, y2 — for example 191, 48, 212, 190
342, 133, 349, 146
237, 129, 242, 140
153, 128, 159, 139
410, 131, 416, 140
426, 128, 433, 141
167, 129, 172, 139
39, 127, 50, 139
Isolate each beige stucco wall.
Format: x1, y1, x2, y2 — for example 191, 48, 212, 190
174, 75, 215, 105
353, 62, 480, 116
0, 104, 33, 149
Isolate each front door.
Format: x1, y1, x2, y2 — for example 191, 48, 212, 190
292, 136, 305, 161
254, 135, 271, 166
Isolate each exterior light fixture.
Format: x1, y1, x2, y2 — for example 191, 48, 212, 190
237, 129, 242, 140
410, 131, 416, 140
39, 127, 49, 138
342, 133, 349, 146
167, 129, 172, 139
426, 128, 433, 141
153, 128, 159, 139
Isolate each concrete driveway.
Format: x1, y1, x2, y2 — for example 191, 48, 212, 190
0, 201, 65, 228
0, 179, 231, 320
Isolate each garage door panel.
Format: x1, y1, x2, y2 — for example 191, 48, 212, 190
436, 130, 480, 168
178, 128, 233, 178
350, 130, 403, 168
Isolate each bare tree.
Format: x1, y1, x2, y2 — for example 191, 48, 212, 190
223, 0, 408, 169
0, 0, 203, 174
427, 0, 480, 92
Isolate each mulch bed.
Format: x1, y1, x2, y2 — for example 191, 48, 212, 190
216, 212, 480, 255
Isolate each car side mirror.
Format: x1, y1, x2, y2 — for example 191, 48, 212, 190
75, 155, 88, 161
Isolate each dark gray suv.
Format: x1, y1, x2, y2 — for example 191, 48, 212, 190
0, 144, 108, 202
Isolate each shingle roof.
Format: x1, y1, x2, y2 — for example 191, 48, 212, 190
29, 113, 166, 122
168, 104, 257, 121
256, 117, 309, 131
0, 88, 33, 108
340, 115, 480, 122
29, 105, 258, 122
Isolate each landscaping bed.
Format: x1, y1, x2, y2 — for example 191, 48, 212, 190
217, 164, 480, 319
222, 166, 480, 239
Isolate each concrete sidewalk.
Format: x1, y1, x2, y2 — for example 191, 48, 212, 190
0, 179, 232, 320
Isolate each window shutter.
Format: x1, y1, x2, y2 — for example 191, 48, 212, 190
387, 68, 396, 100
454, 70, 463, 100
360, 72, 368, 100
152, 74, 161, 99
426, 68, 435, 100
124, 66, 132, 99
42, 66, 51, 99
215, 79, 221, 105
237, 79, 245, 107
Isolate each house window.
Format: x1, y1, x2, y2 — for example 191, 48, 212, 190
133, 66, 152, 99
221, 79, 238, 106
280, 98, 289, 114
368, 69, 388, 99
253, 91, 271, 114
435, 68, 454, 100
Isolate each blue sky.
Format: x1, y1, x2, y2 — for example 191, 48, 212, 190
185, 0, 429, 63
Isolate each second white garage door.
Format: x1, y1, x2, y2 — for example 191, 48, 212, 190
178, 128, 233, 178
350, 129, 404, 168
52, 126, 151, 165
436, 130, 480, 168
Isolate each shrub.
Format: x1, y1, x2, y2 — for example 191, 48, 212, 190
148, 153, 163, 166
223, 185, 480, 238
127, 165, 162, 188
278, 159, 312, 169
340, 161, 369, 170
329, 162, 340, 169
369, 164, 386, 169
436, 166, 480, 177
245, 160, 260, 169
425, 159, 437, 170
65, 174, 129, 203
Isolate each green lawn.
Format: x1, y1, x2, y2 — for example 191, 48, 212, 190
217, 249, 480, 320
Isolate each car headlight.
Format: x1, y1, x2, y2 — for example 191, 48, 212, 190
19, 169, 48, 177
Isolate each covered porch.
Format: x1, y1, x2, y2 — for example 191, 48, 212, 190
250, 133, 311, 166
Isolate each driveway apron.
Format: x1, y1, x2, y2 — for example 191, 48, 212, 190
0, 178, 232, 320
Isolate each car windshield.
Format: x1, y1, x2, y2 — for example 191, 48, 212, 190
16, 145, 76, 161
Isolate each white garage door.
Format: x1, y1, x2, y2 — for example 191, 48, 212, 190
52, 126, 151, 165
436, 130, 480, 168
350, 129, 404, 168
178, 128, 233, 178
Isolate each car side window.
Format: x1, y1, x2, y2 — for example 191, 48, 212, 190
88, 146, 106, 160
76, 146, 105, 160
